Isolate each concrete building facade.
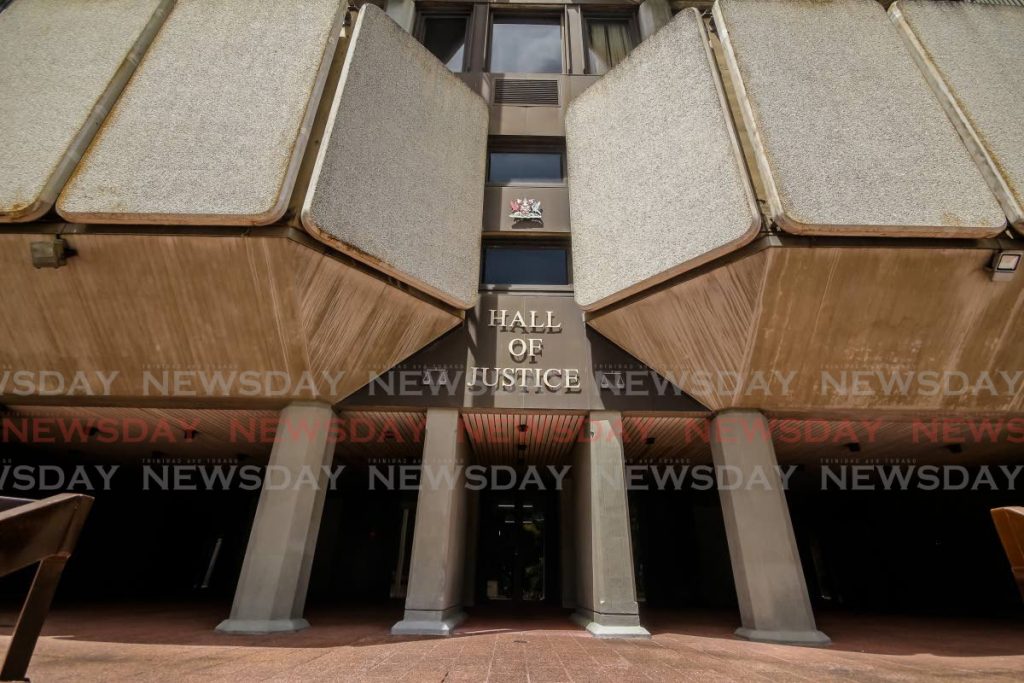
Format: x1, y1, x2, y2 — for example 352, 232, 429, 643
1, 0, 1023, 648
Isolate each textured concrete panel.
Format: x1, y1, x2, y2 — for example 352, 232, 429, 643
714, 0, 1005, 237
302, 5, 487, 310
566, 9, 759, 311
58, 0, 344, 225
0, 0, 170, 222
892, 1, 1024, 234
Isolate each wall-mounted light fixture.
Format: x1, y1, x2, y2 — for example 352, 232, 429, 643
990, 250, 1022, 282
29, 236, 74, 269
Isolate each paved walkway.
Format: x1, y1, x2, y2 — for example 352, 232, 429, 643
1, 604, 1022, 681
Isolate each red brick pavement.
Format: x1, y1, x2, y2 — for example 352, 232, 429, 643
1, 604, 1021, 681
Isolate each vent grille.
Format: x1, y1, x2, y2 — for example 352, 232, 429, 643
493, 79, 559, 106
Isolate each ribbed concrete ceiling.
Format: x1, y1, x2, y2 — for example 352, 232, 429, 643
463, 412, 585, 466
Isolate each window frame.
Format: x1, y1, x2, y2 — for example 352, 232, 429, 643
479, 239, 574, 293
486, 137, 567, 188
415, 8, 473, 73
581, 11, 639, 76
486, 11, 567, 75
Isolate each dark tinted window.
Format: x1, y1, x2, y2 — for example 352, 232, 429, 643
422, 16, 468, 71
489, 17, 562, 73
488, 152, 563, 184
482, 246, 569, 286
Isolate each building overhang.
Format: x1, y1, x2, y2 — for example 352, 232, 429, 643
567, 1, 1024, 417
0, 225, 462, 408
586, 234, 1024, 414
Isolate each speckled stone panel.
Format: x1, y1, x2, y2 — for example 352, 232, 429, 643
893, 1, 1024, 234
715, 0, 1005, 237
566, 9, 759, 311
58, 0, 344, 225
302, 5, 487, 310
0, 0, 168, 222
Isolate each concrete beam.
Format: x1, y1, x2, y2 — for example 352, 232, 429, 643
572, 412, 649, 638
391, 408, 469, 636
217, 402, 337, 634
638, 0, 673, 40
710, 410, 829, 646
560, 481, 576, 609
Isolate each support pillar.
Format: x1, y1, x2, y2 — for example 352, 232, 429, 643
560, 479, 576, 609
385, 0, 415, 33
710, 410, 829, 646
217, 401, 337, 634
391, 408, 469, 636
462, 488, 479, 608
638, 0, 673, 41
571, 411, 649, 638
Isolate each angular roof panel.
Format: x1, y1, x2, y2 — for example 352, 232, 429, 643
302, 5, 488, 310
58, 0, 344, 225
891, 0, 1024, 235
714, 0, 1005, 237
566, 9, 760, 311
0, 0, 170, 222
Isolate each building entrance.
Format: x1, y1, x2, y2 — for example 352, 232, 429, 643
477, 489, 558, 604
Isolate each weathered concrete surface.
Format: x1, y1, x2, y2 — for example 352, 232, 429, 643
302, 5, 487, 310
391, 408, 468, 636
58, 0, 344, 225
0, 0, 169, 222
714, 0, 1005, 237
571, 412, 649, 638
892, 1, 1024, 234
567, 9, 759, 310
217, 402, 337, 634
710, 410, 829, 646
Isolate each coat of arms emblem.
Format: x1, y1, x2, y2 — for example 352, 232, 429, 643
509, 198, 543, 223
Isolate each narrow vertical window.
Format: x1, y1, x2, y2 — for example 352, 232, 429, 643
585, 18, 634, 75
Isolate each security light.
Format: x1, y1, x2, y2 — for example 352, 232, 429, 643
990, 250, 1022, 282
30, 236, 73, 269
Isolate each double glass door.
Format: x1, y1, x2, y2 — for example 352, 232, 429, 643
480, 491, 550, 602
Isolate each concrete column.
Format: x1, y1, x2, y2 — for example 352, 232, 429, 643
559, 479, 576, 609
391, 408, 469, 636
638, 0, 673, 41
571, 411, 649, 638
462, 488, 479, 608
385, 0, 415, 33
710, 410, 830, 645
217, 401, 337, 634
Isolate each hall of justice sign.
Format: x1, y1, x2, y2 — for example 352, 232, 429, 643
466, 309, 582, 393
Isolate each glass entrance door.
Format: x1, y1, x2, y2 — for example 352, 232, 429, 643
480, 491, 550, 603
